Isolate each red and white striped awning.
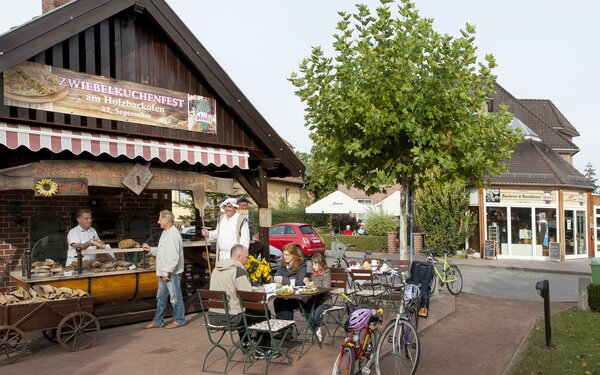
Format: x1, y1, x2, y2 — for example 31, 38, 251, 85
0, 123, 249, 169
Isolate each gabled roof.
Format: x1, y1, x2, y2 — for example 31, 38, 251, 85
0, 0, 304, 177
519, 99, 580, 138
490, 138, 593, 190
492, 83, 579, 155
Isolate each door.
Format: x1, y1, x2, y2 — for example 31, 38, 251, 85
565, 209, 587, 259
595, 207, 600, 258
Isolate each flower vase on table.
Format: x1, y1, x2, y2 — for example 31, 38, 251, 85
245, 255, 271, 287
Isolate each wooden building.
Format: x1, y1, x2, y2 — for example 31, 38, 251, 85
0, 0, 304, 292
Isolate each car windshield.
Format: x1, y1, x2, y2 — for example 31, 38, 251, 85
299, 226, 316, 235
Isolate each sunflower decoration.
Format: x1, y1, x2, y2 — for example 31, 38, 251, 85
35, 178, 59, 197
244, 255, 271, 284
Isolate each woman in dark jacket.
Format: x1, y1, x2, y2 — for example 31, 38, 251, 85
274, 243, 307, 320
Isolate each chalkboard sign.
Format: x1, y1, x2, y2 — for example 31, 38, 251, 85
484, 240, 496, 259
549, 242, 560, 262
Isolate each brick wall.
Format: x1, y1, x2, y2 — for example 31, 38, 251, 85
42, 0, 72, 14
0, 189, 170, 292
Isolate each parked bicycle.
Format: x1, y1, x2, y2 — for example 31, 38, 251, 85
330, 234, 371, 268
375, 282, 421, 375
331, 293, 384, 375
424, 250, 464, 295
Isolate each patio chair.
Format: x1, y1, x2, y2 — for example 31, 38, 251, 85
237, 290, 296, 374
381, 259, 411, 311
350, 269, 386, 308
197, 289, 246, 374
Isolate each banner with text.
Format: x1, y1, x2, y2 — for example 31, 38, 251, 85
3, 61, 217, 134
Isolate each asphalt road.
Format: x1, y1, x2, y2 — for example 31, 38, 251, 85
459, 265, 580, 302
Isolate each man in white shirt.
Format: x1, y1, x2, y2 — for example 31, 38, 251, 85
202, 197, 250, 263
66, 208, 99, 266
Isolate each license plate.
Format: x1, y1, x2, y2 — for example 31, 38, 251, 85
311, 238, 322, 243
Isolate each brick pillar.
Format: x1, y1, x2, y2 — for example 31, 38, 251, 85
412, 233, 423, 255
387, 232, 397, 253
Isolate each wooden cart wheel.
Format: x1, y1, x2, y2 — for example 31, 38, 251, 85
0, 325, 26, 366
42, 329, 58, 343
57, 312, 100, 352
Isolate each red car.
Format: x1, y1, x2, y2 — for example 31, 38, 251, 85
265, 223, 325, 258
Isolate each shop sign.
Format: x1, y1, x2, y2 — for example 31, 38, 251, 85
3, 61, 217, 134
34, 177, 88, 197
563, 191, 586, 207
485, 188, 556, 205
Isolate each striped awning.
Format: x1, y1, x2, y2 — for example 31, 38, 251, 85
0, 122, 249, 169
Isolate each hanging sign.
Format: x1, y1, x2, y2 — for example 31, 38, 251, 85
4, 61, 217, 134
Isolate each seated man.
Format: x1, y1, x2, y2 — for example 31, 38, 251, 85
208, 244, 269, 352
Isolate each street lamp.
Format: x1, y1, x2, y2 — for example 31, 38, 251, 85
535, 280, 552, 347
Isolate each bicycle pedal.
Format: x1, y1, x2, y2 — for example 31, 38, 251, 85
360, 367, 371, 375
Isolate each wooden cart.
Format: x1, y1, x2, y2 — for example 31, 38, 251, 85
0, 296, 99, 365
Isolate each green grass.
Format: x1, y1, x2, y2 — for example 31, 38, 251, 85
508, 308, 600, 375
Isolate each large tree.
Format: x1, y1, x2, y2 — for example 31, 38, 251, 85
295, 148, 338, 200
584, 162, 599, 195
289, 0, 522, 258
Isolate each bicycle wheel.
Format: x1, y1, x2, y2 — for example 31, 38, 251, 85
445, 265, 463, 295
375, 318, 420, 375
332, 345, 355, 375
429, 272, 437, 294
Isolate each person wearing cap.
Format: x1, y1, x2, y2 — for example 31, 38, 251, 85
202, 197, 250, 262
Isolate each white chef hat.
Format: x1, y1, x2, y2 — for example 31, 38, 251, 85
219, 197, 239, 208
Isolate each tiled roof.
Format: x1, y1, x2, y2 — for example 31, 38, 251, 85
491, 83, 579, 154
490, 139, 593, 190
337, 185, 399, 205
519, 99, 580, 138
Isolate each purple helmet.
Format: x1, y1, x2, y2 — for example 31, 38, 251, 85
347, 309, 373, 331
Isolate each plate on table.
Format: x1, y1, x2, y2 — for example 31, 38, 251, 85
299, 287, 319, 295
274, 286, 295, 296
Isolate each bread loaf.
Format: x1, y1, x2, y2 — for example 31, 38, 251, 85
118, 239, 140, 249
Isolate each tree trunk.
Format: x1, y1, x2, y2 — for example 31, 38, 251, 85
397, 174, 410, 260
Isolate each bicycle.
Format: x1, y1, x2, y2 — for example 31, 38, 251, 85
330, 234, 371, 268
375, 282, 421, 375
331, 293, 384, 375
424, 250, 464, 295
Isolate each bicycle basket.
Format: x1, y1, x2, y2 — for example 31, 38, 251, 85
330, 239, 346, 260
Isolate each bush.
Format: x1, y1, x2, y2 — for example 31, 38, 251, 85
365, 209, 398, 236
321, 234, 388, 253
588, 283, 600, 311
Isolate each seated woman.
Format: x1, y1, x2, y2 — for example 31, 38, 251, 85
302, 253, 332, 342
273, 243, 307, 320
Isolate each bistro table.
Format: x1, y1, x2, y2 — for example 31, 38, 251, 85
266, 284, 333, 358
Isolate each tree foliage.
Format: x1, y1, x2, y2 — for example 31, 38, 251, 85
414, 170, 476, 254
584, 162, 599, 195
289, 0, 522, 257
295, 148, 338, 200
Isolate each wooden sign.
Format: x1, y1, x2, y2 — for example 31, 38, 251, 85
1, 160, 234, 194
34, 177, 88, 196
122, 164, 153, 195
484, 240, 496, 259
549, 242, 560, 262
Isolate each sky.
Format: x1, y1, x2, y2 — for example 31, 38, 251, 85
1, 0, 599, 174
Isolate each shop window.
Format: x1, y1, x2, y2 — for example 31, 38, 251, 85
486, 207, 507, 255
535, 208, 556, 257
511, 207, 533, 256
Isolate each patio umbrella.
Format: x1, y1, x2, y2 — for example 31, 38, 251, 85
373, 190, 401, 216
305, 191, 366, 233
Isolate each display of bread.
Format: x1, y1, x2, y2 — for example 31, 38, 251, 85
118, 239, 141, 249
0, 285, 88, 305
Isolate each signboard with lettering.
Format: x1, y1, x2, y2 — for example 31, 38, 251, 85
549, 242, 560, 262
3, 61, 216, 134
34, 177, 88, 196
563, 191, 586, 207
484, 188, 557, 205
484, 240, 496, 259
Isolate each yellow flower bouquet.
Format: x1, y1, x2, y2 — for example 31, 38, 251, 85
244, 255, 271, 284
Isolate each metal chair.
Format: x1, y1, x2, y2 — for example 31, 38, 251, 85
237, 290, 296, 374
350, 269, 386, 308
197, 289, 245, 374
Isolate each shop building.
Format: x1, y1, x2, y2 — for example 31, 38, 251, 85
469, 84, 595, 261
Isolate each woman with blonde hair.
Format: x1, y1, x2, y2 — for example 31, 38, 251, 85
273, 243, 307, 320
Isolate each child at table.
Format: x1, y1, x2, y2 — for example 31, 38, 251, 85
273, 244, 307, 320
302, 253, 332, 342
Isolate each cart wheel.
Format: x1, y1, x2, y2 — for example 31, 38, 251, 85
57, 312, 100, 352
42, 329, 58, 343
0, 325, 26, 366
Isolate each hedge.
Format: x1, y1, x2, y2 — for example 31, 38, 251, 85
589, 283, 600, 311
320, 234, 388, 253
